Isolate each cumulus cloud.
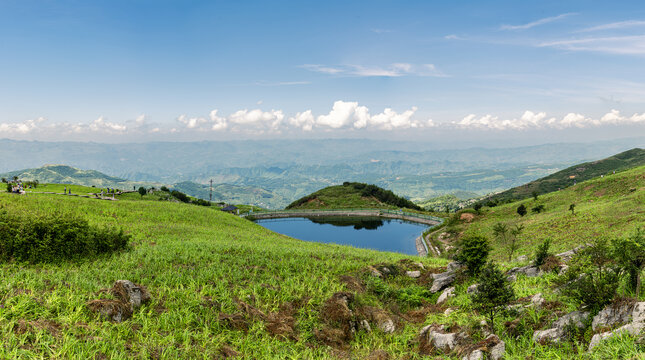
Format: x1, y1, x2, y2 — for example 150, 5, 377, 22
0, 117, 45, 134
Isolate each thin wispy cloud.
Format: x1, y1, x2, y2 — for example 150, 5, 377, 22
579, 20, 645, 32
444, 34, 463, 40
371, 28, 393, 34
301, 63, 447, 78
255, 81, 311, 86
500, 13, 575, 30
539, 35, 645, 55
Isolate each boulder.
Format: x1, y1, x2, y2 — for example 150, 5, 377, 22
430, 271, 457, 293
462, 334, 505, 360
533, 310, 590, 344
515, 255, 528, 262
437, 287, 455, 304
556, 245, 586, 263
592, 301, 644, 331
368, 266, 383, 278
461, 350, 484, 360
406, 270, 421, 278
506, 265, 542, 280
112, 280, 150, 308
87, 280, 150, 323
419, 325, 463, 353
530, 293, 545, 307
589, 322, 643, 350
446, 261, 463, 272
467, 284, 479, 294
489, 339, 505, 360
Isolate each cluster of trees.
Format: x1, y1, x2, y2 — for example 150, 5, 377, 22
343, 182, 422, 210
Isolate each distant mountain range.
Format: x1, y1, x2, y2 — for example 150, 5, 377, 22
2, 138, 643, 208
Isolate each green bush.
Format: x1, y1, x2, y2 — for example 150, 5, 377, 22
192, 198, 211, 207
170, 190, 190, 203
534, 238, 552, 267
0, 211, 130, 263
455, 233, 491, 276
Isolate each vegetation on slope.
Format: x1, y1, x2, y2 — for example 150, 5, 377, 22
477, 148, 645, 206
286, 182, 422, 210
430, 165, 645, 260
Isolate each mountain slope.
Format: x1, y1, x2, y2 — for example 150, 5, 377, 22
0, 164, 153, 188
432, 164, 645, 259
479, 148, 645, 205
286, 182, 422, 210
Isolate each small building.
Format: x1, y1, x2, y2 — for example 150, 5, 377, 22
222, 205, 239, 214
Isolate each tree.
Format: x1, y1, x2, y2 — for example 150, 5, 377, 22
534, 239, 552, 267
612, 228, 645, 298
531, 204, 545, 214
6, 183, 12, 192
455, 233, 491, 276
532, 191, 539, 201
471, 262, 515, 332
508, 224, 524, 261
1, 178, 6, 183
138, 186, 147, 197
473, 203, 482, 214
517, 204, 527, 217
569, 203, 576, 215
492, 222, 508, 252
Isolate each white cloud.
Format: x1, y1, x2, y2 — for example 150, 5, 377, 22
539, 35, 645, 55
288, 110, 315, 132
579, 20, 645, 32
0, 117, 45, 134
301, 63, 446, 78
500, 13, 575, 31
209, 110, 227, 131
316, 101, 365, 128
444, 34, 462, 40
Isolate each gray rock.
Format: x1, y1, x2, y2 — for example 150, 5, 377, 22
368, 266, 383, 278
490, 340, 505, 360
592, 301, 644, 331
444, 307, 455, 316
406, 270, 421, 278
515, 255, 528, 262
437, 287, 455, 304
556, 245, 586, 263
428, 331, 457, 352
530, 293, 545, 307
589, 322, 643, 350
360, 319, 371, 332
462, 349, 484, 360
430, 271, 457, 293
532, 327, 561, 343
446, 261, 463, 272
533, 310, 590, 344
113, 280, 150, 308
506, 265, 542, 279
467, 284, 479, 294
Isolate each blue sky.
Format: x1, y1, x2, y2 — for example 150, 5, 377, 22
1, 0, 645, 142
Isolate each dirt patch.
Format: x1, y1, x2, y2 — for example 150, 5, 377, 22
314, 292, 356, 349
401, 304, 445, 323
306, 197, 326, 207
594, 190, 606, 197
365, 349, 390, 360
218, 313, 249, 332
417, 267, 445, 286
539, 255, 562, 273
87, 299, 133, 322
339, 275, 364, 293
13, 319, 63, 337
459, 213, 475, 222
219, 344, 240, 358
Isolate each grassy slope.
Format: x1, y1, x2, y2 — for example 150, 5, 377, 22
2, 165, 157, 189
480, 148, 645, 205
439, 165, 645, 260
1, 176, 643, 358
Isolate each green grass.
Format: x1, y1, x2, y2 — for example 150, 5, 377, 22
286, 182, 420, 210
454, 165, 644, 260
1, 170, 643, 358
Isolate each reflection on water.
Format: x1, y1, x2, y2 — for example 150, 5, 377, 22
254, 216, 428, 255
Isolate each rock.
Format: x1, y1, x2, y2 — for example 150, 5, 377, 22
378, 318, 395, 334
359, 319, 371, 332
368, 266, 383, 278
430, 271, 457, 293
406, 270, 421, 278
489, 339, 505, 360
428, 331, 457, 352
416, 262, 425, 270
530, 293, 545, 307
515, 255, 528, 262
533, 310, 590, 344
506, 265, 542, 279
558, 264, 569, 275
437, 287, 455, 304
446, 261, 463, 272
556, 245, 586, 263
363, 306, 396, 334
467, 284, 479, 294
592, 301, 644, 331
589, 323, 643, 350
86, 299, 133, 322
462, 349, 484, 360
112, 280, 150, 308
444, 308, 455, 316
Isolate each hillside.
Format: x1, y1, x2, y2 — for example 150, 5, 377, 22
1, 181, 643, 358
286, 182, 422, 210
172, 181, 288, 209
1, 164, 155, 189
430, 164, 645, 259
478, 148, 645, 205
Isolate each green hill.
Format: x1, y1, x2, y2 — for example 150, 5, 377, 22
286, 182, 422, 210
1, 164, 155, 189
1, 175, 643, 358
430, 164, 645, 259
478, 148, 645, 205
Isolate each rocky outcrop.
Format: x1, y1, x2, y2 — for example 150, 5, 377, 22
419, 325, 463, 352
87, 280, 151, 322
429, 262, 462, 293
589, 301, 645, 350
533, 310, 590, 344
556, 245, 586, 263
406, 270, 421, 278
460, 334, 505, 360
437, 287, 455, 304
506, 265, 542, 281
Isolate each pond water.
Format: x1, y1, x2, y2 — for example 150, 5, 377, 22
254, 216, 428, 255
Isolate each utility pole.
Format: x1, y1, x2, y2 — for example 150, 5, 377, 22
209, 179, 213, 202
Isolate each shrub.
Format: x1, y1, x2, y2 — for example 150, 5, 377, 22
558, 238, 619, 311
534, 238, 552, 267
6, 183, 11, 192
192, 198, 211, 207
455, 233, 491, 276
471, 262, 515, 331
170, 190, 190, 203
612, 227, 645, 298
160, 186, 169, 192
531, 204, 545, 214
517, 204, 527, 217
0, 212, 130, 263
138, 186, 147, 197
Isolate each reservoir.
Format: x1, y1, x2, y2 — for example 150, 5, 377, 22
254, 216, 428, 255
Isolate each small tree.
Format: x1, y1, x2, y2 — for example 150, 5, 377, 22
492, 222, 508, 257
532, 191, 539, 201
517, 204, 527, 217
1, 178, 6, 183
612, 228, 645, 298
455, 233, 491, 276
473, 203, 482, 214
508, 224, 524, 261
6, 183, 12, 193
138, 186, 147, 197
471, 262, 515, 332
534, 238, 552, 267
531, 204, 545, 214
569, 203, 576, 215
